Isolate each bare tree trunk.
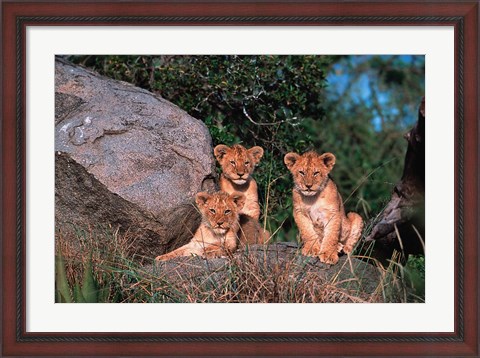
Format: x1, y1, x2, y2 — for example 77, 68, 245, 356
366, 98, 425, 262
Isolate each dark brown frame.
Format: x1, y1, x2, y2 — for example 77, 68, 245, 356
2, 1, 478, 356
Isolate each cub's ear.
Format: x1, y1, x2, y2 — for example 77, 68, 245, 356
284, 152, 300, 170
195, 192, 210, 207
214, 144, 230, 161
248, 146, 264, 165
319, 152, 336, 172
230, 192, 246, 210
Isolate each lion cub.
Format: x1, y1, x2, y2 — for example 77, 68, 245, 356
156, 191, 246, 261
214, 144, 269, 244
284, 151, 363, 265
214, 144, 264, 220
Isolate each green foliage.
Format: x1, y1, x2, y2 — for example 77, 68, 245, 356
80, 255, 99, 302
73, 284, 86, 303
55, 251, 73, 303
55, 249, 110, 303
404, 255, 425, 300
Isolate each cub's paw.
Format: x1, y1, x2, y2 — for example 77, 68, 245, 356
342, 244, 354, 254
155, 255, 167, 261
301, 245, 321, 257
319, 250, 339, 265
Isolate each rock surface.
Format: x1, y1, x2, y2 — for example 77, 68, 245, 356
55, 152, 171, 257
55, 58, 215, 256
55, 57, 216, 216
151, 243, 383, 302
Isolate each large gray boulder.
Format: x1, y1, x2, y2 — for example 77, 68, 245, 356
55, 152, 169, 258
55, 58, 216, 257
55, 58, 216, 215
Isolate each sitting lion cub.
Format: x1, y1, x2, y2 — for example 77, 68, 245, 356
214, 144, 269, 244
156, 191, 245, 261
214, 144, 264, 220
284, 151, 363, 264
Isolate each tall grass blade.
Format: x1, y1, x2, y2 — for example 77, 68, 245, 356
55, 253, 73, 303
81, 254, 99, 303
73, 283, 86, 303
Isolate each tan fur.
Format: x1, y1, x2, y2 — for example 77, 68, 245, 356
214, 144, 264, 220
155, 191, 245, 261
238, 215, 270, 245
284, 151, 364, 265
214, 144, 270, 244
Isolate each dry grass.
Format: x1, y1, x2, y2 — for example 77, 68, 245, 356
148, 251, 380, 303
55, 225, 423, 303
55, 224, 137, 297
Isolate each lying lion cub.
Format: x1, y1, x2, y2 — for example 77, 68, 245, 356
156, 191, 257, 261
284, 151, 363, 264
214, 144, 269, 244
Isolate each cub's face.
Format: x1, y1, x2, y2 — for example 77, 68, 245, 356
195, 191, 246, 235
284, 151, 336, 197
214, 144, 264, 185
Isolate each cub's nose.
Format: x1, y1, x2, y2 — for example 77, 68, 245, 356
305, 184, 312, 189
237, 172, 244, 177
217, 221, 224, 226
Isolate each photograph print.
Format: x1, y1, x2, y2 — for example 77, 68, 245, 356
54, 55, 425, 303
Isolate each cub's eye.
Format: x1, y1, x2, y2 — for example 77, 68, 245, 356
299, 171, 305, 176
209, 208, 216, 214
313, 171, 319, 177
224, 209, 231, 215
230, 160, 236, 166
245, 161, 250, 165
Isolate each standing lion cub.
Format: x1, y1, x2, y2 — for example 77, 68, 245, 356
155, 191, 245, 261
284, 151, 363, 264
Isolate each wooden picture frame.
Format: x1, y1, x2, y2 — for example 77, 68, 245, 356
2, 1, 478, 356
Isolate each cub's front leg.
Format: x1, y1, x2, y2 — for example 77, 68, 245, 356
242, 200, 260, 221
223, 233, 239, 255
241, 180, 260, 220
319, 212, 342, 265
155, 240, 202, 261
294, 209, 322, 256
